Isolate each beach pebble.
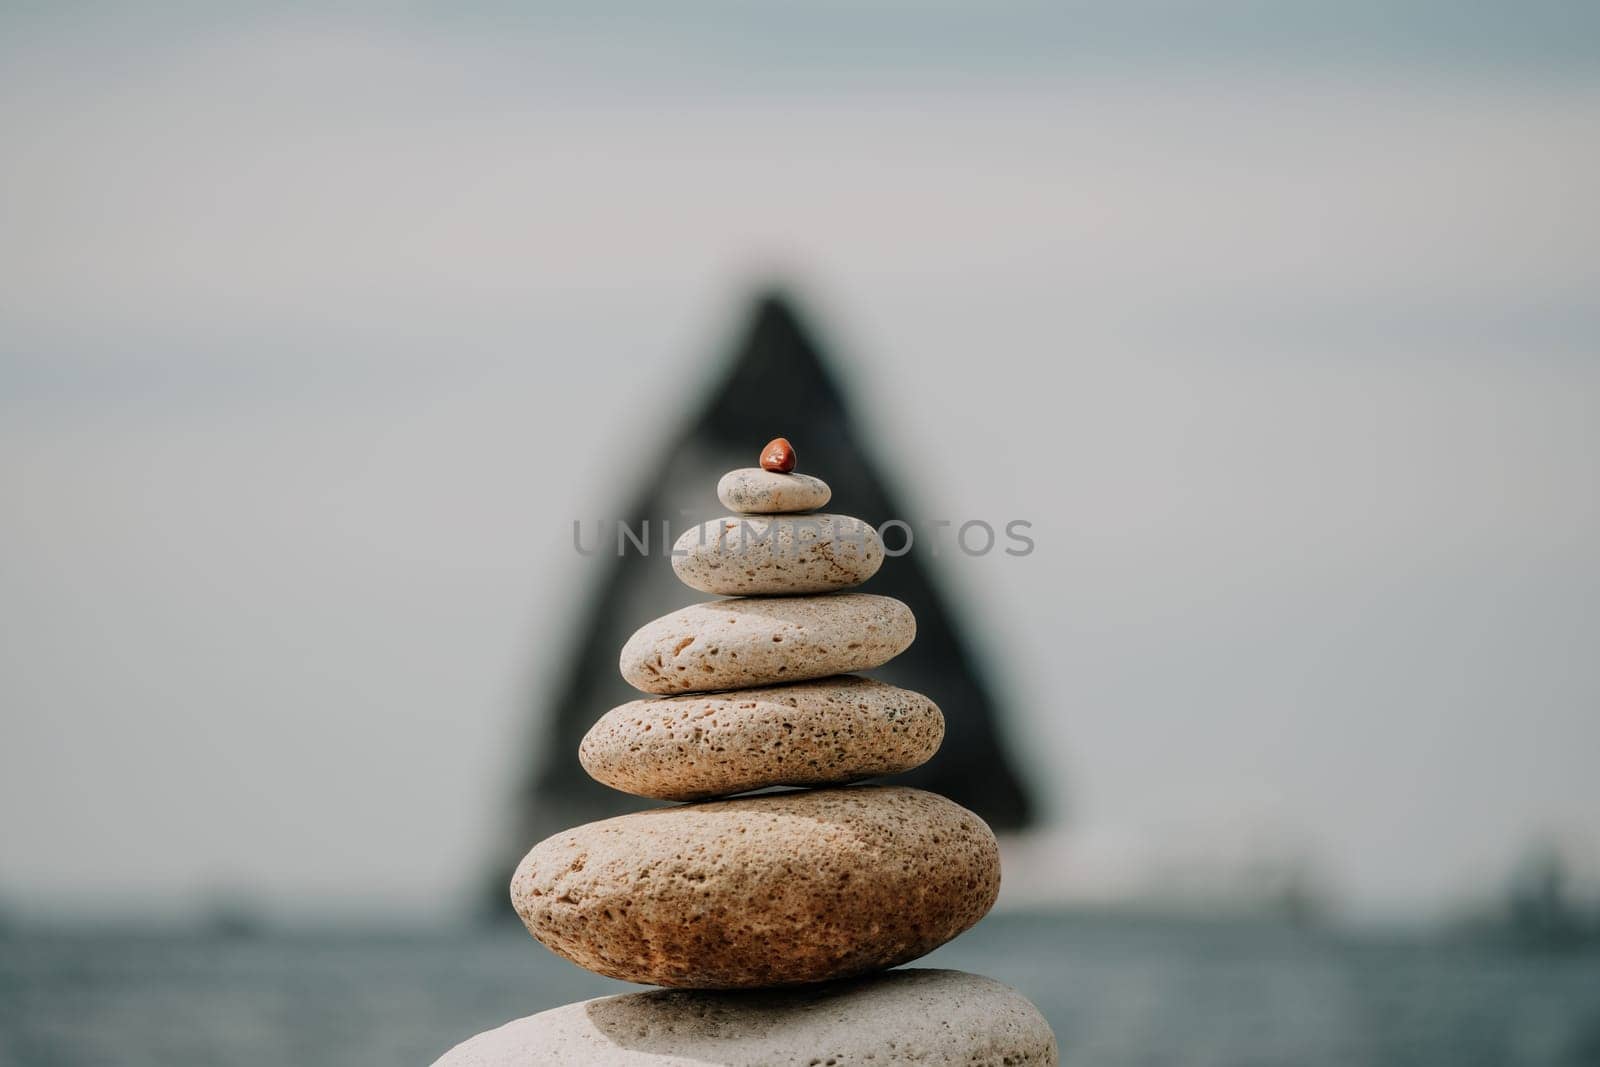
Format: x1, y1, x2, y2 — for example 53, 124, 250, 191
759, 436, 797, 473
580, 676, 943, 800
619, 594, 914, 694
671, 514, 883, 596
510, 786, 1001, 988
716, 468, 831, 514
432, 968, 1058, 1065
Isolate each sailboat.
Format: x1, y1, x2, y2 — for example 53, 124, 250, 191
482, 290, 1037, 913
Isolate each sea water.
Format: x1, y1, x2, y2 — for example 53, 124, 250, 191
3, 913, 1599, 1066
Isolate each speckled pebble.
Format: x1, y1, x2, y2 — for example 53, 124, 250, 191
431, 968, 1058, 1066
671, 514, 883, 596
619, 594, 914, 695
716, 468, 831, 514
580, 677, 943, 800
509, 786, 1001, 988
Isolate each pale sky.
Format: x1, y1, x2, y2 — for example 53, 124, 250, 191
1, 4, 1597, 923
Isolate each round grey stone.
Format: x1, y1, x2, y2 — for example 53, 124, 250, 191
580, 676, 943, 800
671, 514, 884, 596
510, 787, 1000, 988
716, 468, 832, 514
619, 594, 915, 694
432, 968, 1058, 1065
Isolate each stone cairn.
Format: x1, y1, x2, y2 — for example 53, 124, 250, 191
436, 439, 1057, 1065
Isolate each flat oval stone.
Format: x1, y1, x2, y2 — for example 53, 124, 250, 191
671, 514, 884, 596
619, 594, 914, 694
716, 468, 831, 514
432, 968, 1058, 1065
510, 787, 1001, 988
580, 677, 943, 800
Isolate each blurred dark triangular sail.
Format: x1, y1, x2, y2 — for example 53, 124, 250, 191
485, 288, 1036, 915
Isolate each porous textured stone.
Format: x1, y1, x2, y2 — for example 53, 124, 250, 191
510, 786, 1001, 988
620, 594, 914, 695
671, 514, 884, 596
431, 968, 1058, 1066
580, 677, 943, 800
716, 468, 832, 514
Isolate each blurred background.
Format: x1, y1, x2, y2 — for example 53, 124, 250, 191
2, 2, 1598, 1064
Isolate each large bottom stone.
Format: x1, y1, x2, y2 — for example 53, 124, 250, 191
432, 968, 1058, 1065
511, 786, 1001, 988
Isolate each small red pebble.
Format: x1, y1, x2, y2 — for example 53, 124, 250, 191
760, 437, 797, 473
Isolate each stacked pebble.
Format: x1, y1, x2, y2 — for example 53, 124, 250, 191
436, 440, 1057, 1065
